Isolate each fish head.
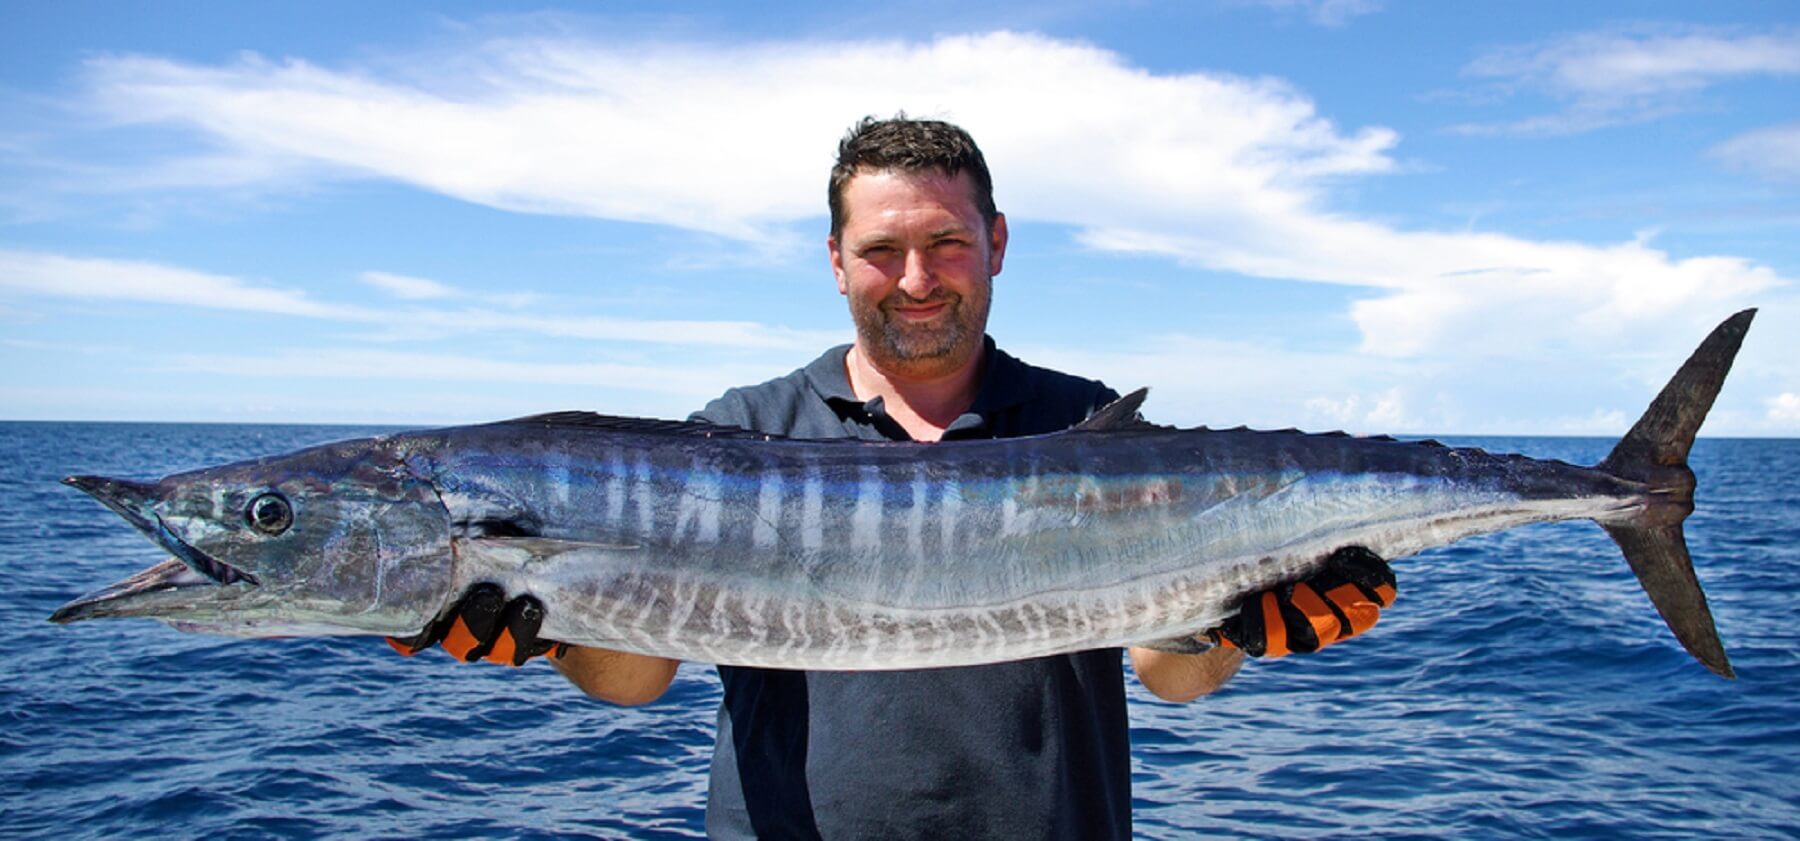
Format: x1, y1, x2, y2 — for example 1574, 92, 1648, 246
51, 437, 455, 637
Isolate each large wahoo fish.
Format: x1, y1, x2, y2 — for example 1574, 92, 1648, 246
52, 311, 1754, 678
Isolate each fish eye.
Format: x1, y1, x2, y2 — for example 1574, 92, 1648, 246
246, 492, 293, 536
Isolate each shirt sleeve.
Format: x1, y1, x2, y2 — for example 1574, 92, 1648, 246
689, 390, 751, 428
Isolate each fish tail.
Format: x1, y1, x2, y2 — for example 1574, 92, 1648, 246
1594, 308, 1754, 679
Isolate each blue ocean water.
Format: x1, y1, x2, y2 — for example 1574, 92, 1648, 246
2, 422, 1796, 839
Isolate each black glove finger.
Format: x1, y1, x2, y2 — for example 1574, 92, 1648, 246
1210, 583, 1344, 658
1316, 546, 1397, 606
437, 583, 507, 662
1212, 590, 1302, 657
1303, 546, 1396, 639
1277, 582, 1335, 654
486, 595, 551, 666
387, 582, 502, 656
510, 597, 571, 664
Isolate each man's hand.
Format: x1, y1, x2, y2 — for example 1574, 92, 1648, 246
386, 583, 568, 666
1208, 546, 1396, 658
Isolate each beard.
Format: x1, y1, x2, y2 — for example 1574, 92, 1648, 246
850, 281, 992, 376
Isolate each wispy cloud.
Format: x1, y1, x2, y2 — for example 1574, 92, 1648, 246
0, 248, 347, 317
163, 347, 772, 398
1238, 0, 1382, 27
360, 270, 453, 300
1769, 392, 1800, 423
1453, 26, 1800, 135
1, 336, 128, 355
0, 248, 841, 351
1020, 311, 1797, 436
1017, 334, 1447, 432
1303, 387, 1415, 430
30, 30, 1788, 364
1711, 122, 1800, 183
397, 308, 842, 350
361, 269, 540, 309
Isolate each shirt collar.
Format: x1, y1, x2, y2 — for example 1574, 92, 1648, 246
802, 344, 860, 404
803, 336, 1035, 417
966, 336, 1034, 415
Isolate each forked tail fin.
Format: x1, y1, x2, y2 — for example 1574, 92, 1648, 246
1596, 309, 1755, 679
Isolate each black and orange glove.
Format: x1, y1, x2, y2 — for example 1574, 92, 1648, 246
386, 583, 569, 666
1208, 546, 1397, 658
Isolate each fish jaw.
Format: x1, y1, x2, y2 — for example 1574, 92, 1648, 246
48, 556, 372, 635
48, 556, 253, 624
51, 474, 268, 627
63, 475, 258, 586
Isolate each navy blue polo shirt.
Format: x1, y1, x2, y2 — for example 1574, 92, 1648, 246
692, 337, 1132, 841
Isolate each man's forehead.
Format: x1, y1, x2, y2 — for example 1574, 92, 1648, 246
840, 168, 984, 230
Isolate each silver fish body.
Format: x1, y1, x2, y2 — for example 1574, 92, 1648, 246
416, 420, 1638, 670
52, 311, 1756, 677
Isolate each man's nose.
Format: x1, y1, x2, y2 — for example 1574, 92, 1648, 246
896, 249, 937, 298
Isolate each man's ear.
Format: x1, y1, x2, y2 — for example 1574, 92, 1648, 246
829, 235, 849, 295
987, 212, 1008, 277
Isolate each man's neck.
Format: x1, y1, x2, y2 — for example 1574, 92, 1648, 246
844, 343, 984, 443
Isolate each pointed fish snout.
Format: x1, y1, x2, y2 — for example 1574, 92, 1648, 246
64, 475, 163, 532
64, 474, 158, 502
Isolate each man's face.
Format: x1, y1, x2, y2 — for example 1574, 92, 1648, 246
829, 168, 1007, 380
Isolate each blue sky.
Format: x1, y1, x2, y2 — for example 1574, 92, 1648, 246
2, 1, 1796, 435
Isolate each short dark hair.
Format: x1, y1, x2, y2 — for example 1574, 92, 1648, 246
828, 115, 997, 241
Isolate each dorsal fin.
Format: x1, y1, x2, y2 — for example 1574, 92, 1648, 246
498, 411, 786, 441
1074, 388, 1153, 432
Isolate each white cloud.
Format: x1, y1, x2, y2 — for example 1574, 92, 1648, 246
1456, 26, 1800, 135
1483, 29, 1800, 97
360, 269, 541, 310
360, 270, 454, 300
1769, 392, 1800, 423
0, 248, 842, 351
398, 308, 842, 350
1017, 304, 1792, 437
71, 32, 1398, 242
48, 30, 1787, 364
0, 248, 346, 318
1, 336, 127, 355
1712, 123, 1800, 182
1304, 388, 1414, 432
1018, 335, 1448, 432
163, 347, 771, 399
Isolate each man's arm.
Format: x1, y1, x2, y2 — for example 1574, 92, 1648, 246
1129, 646, 1244, 703
551, 647, 680, 706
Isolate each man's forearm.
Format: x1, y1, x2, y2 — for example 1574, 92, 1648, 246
551, 646, 681, 706
1129, 645, 1245, 703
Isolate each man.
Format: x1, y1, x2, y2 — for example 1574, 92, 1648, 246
396, 117, 1395, 839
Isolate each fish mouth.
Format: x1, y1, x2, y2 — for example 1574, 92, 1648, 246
48, 556, 232, 623
61, 474, 259, 587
